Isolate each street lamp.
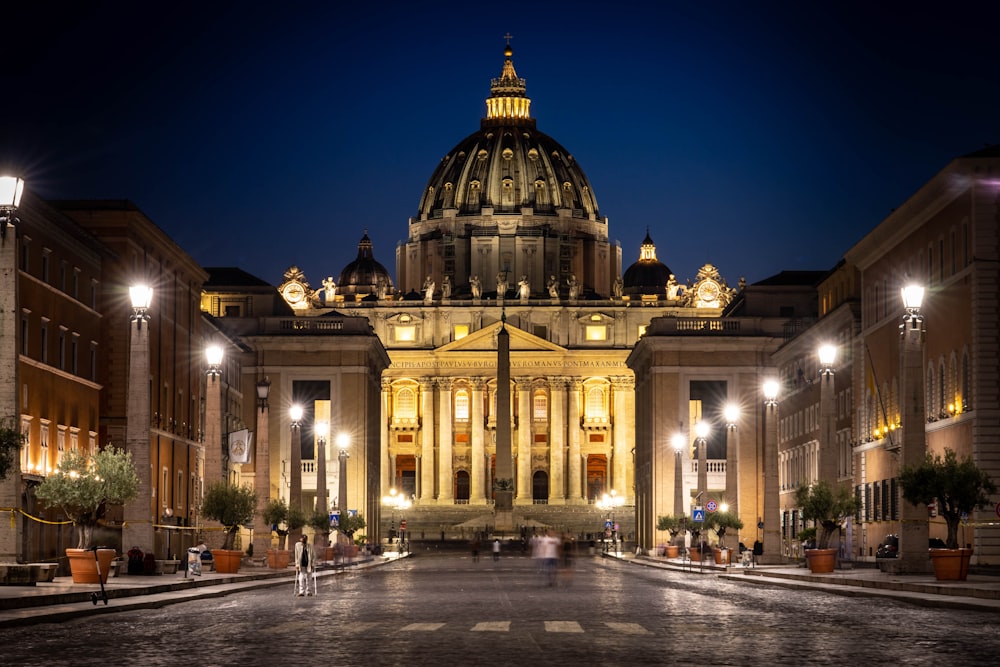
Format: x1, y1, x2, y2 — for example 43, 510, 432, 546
0, 175, 24, 560
251, 377, 271, 558
761, 378, 780, 564
695, 420, 709, 505
724, 404, 740, 542
818, 344, 837, 484
336, 432, 350, 530
898, 282, 928, 572
598, 489, 625, 554
315, 420, 329, 519
671, 433, 686, 516
288, 404, 304, 543
382, 488, 411, 554
123, 282, 154, 558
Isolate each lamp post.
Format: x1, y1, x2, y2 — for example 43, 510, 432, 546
251, 377, 271, 558
315, 420, 329, 521
289, 404, 303, 544
898, 283, 929, 572
0, 176, 24, 560
336, 432, 350, 528
818, 344, 838, 485
695, 420, 709, 505
761, 379, 780, 564
204, 345, 224, 486
671, 433, 686, 516
724, 404, 739, 543
123, 283, 154, 557
598, 489, 624, 554
382, 488, 411, 554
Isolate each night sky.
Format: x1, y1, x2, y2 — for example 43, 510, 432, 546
3, 1, 998, 288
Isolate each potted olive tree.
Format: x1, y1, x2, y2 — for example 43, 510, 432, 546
308, 509, 334, 559
899, 448, 997, 580
334, 514, 366, 565
200, 482, 257, 573
35, 447, 139, 583
706, 511, 744, 564
262, 498, 292, 568
795, 480, 859, 574
655, 514, 687, 557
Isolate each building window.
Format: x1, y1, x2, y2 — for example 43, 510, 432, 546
394, 326, 416, 342
585, 325, 607, 341
585, 387, 606, 420
71, 335, 79, 374
20, 316, 28, 355
40, 322, 48, 364
58, 328, 66, 370
395, 388, 417, 419
454, 390, 470, 420
453, 324, 469, 341
41, 250, 50, 283
533, 392, 548, 421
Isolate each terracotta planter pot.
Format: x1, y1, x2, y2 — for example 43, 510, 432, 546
211, 549, 243, 574
665, 545, 679, 558
689, 546, 703, 562
805, 548, 837, 574
713, 548, 731, 565
267, 549, 291, 569
67, 548, 116, 584
930, 548, 972, 581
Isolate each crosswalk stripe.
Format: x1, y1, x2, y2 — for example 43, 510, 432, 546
401, 623, 446, 632
544, 621, 584, 633
471, 621, 511, 632
605, 622, 651, 635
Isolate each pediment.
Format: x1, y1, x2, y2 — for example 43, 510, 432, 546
436, 321, 565, 353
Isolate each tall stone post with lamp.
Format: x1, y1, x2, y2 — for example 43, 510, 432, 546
288, 404, 303, 544
898, 284, 930, 573
724, 404, 740, 542
0, 176, 25, 562
761, 379, 781, 564
251, 377, 271, 558
494, 315, 514, 531
818, 344, 838, 484
123, 284, 154, 557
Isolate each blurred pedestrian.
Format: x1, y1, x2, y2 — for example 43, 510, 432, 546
294, 534, 315, 596
492, 539, 501, 562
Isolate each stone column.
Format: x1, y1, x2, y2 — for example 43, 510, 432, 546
123, 312, 153, 556
381, 380, 391, 492
761, 394, 781, 564
470, 379, 486, 504
612, 376, 632, 502
0, 219, 22, 560
419, 378, 435, 502
515, 379, 532, 503
437, 379, 453, 503
567, 379, 583, 503
549, 377, 566, 503
204, 373, 224, 486
289, 419, 303, 543
251, 390, 271, 558
899, 304, 930, 572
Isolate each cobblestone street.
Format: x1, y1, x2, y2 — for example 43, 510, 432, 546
2, 551, 997, 666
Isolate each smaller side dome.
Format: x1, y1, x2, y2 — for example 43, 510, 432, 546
337, 232, 394, 298
622, 230, 672, 296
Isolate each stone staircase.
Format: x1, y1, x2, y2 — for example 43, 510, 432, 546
387, 503, 635, 540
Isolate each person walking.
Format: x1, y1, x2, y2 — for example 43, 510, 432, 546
294, 534, 316, 596
492, 538, 501, 562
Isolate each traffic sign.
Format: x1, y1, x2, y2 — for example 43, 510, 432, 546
400, 519, 407, 530
692, 508, 705, 523
706, 500, 718, 513
604, 519, 613, 529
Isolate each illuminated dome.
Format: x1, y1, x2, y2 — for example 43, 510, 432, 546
399, 43, 618, 298
337, 232, 394, 299
622, 231, 672, 296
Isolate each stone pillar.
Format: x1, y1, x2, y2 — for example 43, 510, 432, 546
0, 220, 22, 560
819, 366, 838, 484
123, 313, 153, 557
612, 376, 632, 502
470, 379, 486, 504
252, 392, 271, 558
899, 306, 930, 572
549, 378, 566, 503
204, 373, 224, 486
761, 396, 781, 564
437, 379, 453, 502
381, 380, 391, 492
516, 379, 532, 503
419, 378, 435, 502
289, 420, 303, 543
567, 379, 583, 503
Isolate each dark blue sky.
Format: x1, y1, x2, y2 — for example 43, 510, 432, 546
3, 1, 998, 287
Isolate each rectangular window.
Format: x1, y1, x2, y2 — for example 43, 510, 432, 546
20, 316, 28, 355
585, 325, 607, 341
533, 394, 547, 421
40, 324, 48, 364
58, 329, 66, 370
453, 324, 469, 341
394, 326, 416, 342
71, 336, 79, 374
41, 251, 50, 283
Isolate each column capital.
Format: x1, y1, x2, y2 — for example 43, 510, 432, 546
381, 378, 392, 392
434, 377, 453, 391
610, 375, 635, 390
471, 377, 487, 391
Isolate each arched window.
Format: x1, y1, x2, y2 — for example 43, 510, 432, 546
586, 387, 606, 420
926, 367, 935, 417
938, 360, 946, 417
533, 391, 547, 421
454, 389, 470, 420
396, 388, 416, 419
961, 351, 971, 411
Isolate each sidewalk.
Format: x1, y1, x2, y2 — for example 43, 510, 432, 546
0, 553, 409, 628
612, 552, 1000, 613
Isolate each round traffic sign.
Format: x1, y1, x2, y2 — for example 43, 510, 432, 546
706, 500, 718, 512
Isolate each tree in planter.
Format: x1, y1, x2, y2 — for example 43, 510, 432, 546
308, 509, 332, 547
35, 447, 139, 549
0, 417, 26, 481
899, 448, 997, 549
262, 498, 289, 550
656, 514, 688, 545
795, 480, 860, 549
200, 482, 257, 551
705, 511, 744, 549
336, 514, 366, 542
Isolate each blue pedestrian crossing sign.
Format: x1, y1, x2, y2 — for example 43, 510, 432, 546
604, 519, 613, 529
692, 507, 705, 523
